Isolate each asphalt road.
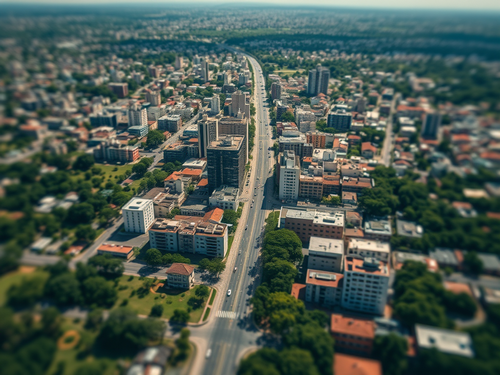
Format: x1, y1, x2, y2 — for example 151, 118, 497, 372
199, 53, 274, 375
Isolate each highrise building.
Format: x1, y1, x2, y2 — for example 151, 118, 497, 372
307, 64, 330, 96
198, 115, 219, 158
295, 108, 317, 132
421, 112, 442, 140
207, 136, 245, 193
108, 83, 129, 98
327, 109, 352, 130
271, 82, 283, 101
230, 90, 250, 120
279, 150, 300, 201
175, 55, 183, 70
201, 59, 210, 82
128, 103, 147, 127
217, 116, 248, 163
122, 198, 155, 234
145, 89, 161, 106
148, 65, 160, 78
276, 101, 288, 121
158, 114, 182, 133
210, 95, 220, 115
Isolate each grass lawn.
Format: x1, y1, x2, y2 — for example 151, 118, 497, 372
114, 276, 209, 323
275, 68, 304, 75
47, 318, 118, 375
0, 268, 49, 306
70, 163, 141, 190
209, 289, 217, 305
226, 235, 235, 258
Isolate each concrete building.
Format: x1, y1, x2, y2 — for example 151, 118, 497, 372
271, 82, 282, 101
308, 236, 344, 273
175, 55, 183, 70
278, 132, 313, 159
327, 109, 352, 130
306, 131, 331, 148
122, 198, 155, 234
396, 219, 424, 238
334, 354, 382, 375
295, 108, 317, 133
346, 238, 391, 262
307, 64, 330, 96
207, 136, 246, 193
198, 115, 219, 158
97, 244, 134, 259
128, 103, 148, 127
128, 125, 149, 138
217, 116, 248, 162
364, 219, 392, 241
278, 150, 300, 201
279, 207, 344, 243
210, 95, 220, 115
108, 82, 128, 98
299, 175, 323, 200
342, 257, 390, 315
421, 112, 442, 140
305, 269, 343, 307
330, 314, 375, 355
149, 218, 228, 258
142, 186, 186, 218
342, 177, 373, 196
230, 90, 250, 120
415, 325, 474, 358
145, 89, 161, 106
165, 263, 195, 290
158, 115, 182, 133
209, 185, 240, 210
201, 59, 210, 81
93, 139, 140, 163
89, 112, 118, 128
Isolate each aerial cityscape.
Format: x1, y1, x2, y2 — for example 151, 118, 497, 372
1, 3, 500, 375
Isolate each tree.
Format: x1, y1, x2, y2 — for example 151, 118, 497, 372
88, 254, 124, 278
279, 348, 320, 375
44, 273, 82, 306
170, 309, 190, 324
132, 163, 148, 177
7, 275, 46, 308
195, 285, 210, 299
145, 248, 163, 267
206, 257, 226, 277
85, 308, 104, 330
463, 251, 483, 275
68, 203, 95, 224
146, 130, 166, 148
73, 154, 95, 171
281, 111, 295, 122
263, 229, 303, 265
81, 276, 117, 308
238, 348, 281, 375
150, 304, 164, 317
75, 225, 97, 242
99, 207, 118, 223
222, 209, 239, 228
41, 307, 62, 338
373, 334, 408, 375
75, 362, 107, 375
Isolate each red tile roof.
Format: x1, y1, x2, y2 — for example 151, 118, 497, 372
331, 314, 375, 339
334, 354, 382, 375
165, 263, 194, 276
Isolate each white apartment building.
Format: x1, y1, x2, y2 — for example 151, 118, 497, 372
122, 198, 155, 233
128, 103, 147, 127
279, 150, 300, 201
308, 236, 344, 273
209, 186, 240, 211
305, 269, 343, 307
346, 238, 391, 262
210, 95, 220, 115
341, 257, 390, 315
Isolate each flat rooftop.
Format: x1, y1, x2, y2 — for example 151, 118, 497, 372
364, 219, 392, 236
98, 244, 133, 254
307, 269, 343, 288
122, 198, 153, 211
330, 314, 375, 339
345, 257, 390, 276
415, 324, 474, 358
348, 238, 390, 253
309, 236, 344, 255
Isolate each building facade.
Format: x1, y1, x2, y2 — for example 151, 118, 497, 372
122, 198, 155, 233
308, 236, 345, 273
207, 136, 246, 193
279, 150, 300, 201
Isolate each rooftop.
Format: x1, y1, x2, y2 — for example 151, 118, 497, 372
348, 238, 390, 253
334, 353, 382, 375
364, 219, 391, 236
429, 248, 459, 266
330, 314, 375, 339
396, 219, 424, 238
309, 236, 344, 255
307, 269, 343, 287
415, 324, 474, 358
165, 263, 195, 276
345, 257, 390, 276
98, 244, 134, 254
123, 197, 153, 211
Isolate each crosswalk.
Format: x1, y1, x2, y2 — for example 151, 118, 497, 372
216, 310, 239, 319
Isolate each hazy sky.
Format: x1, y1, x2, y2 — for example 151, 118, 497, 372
2, 0, 500, 11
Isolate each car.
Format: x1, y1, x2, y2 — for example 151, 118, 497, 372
206, 349, 212, 358
245, 225, 248, 230
234, 267, 237, 272
227, 289, 231, 296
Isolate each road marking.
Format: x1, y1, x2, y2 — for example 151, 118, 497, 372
216, 310, 239, 319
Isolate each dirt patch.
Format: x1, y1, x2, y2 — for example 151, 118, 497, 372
57, 330, 80, 350
151, 283, 165, 294
19, 266, 36, 274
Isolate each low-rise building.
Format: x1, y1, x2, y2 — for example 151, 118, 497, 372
308, 236, 344, 273
342, 257, 390, 315
93, 139, 140, 163
415, 325, 474, 358
97, 244, 134, 259
429, 248, 460, 270
334, 354, 381, 375
305, 269, 343, 307
364, 218, 392, 241
209, 186, 240, 210
346, 238, 390, 262
279, 207, 344, 243
342, 191, 357, 205
342, 177, 373, 195
396, 219, 424, 238
330, 314, 376, 355
165, 263, 195, 289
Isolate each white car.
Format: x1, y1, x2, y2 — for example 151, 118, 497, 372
227, 289, 232, 296
206, 349, 212, 358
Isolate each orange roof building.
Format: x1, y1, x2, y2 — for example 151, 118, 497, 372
97, 243, 134, 259
331, 314, 376, 354
334, 354, 382, 375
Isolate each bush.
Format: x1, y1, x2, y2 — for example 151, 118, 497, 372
150, 304, 164, 317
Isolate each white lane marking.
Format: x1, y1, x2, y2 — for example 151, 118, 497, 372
215, 310, 239, 319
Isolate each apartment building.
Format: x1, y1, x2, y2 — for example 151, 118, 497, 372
198, 115, 218, 158
342, 177, 373, 195
305, 269, 343, 307
364, 219, 392, 241
299, 175, 323, 200
342, 257, 390, 315
108, 82, 128, 98
142, 185, 186, 218
308, 236, 344, 273
145, 89, 161, 106
330, 314, 375, 355
306, 130, 331, 149
327, 109, 352, 130
209, 185, 240, 210
165, 263, 195, 290
210, 95, 220, 115
128, 103, 148, 127
278, 132, 313, 159
149, 218, 228, 258
279, 207, 344, 243
207, 136, 246, 193
307, 64, 330, 96
230, 90, 250, 120
158, 114, 182, 133
279, 150, 300, 201
122, 198, 155, 234
217, 116, 248, 163
271, 82, 282, 101
323, 175, 341, 196
93, 139, 139, 163
346, 238, 390, 262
